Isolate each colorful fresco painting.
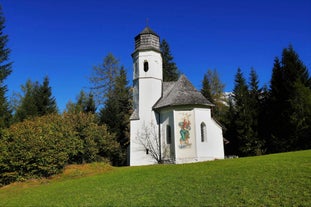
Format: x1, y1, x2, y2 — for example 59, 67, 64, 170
179, 113, 192, 149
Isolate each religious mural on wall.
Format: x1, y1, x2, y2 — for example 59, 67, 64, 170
178, 113, 192, 149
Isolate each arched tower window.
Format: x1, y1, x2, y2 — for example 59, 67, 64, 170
144, 61, 149, 72
201, 122, 207, 142
166, 125, 172, 144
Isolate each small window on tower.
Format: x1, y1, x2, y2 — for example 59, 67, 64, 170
144, 61, 149, 72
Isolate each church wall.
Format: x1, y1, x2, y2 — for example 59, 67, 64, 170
159, 110, 175, 161
132, 50, 162, 81
173, 110, 197, 163
130, 117, 159, 166
194, 108, 224, 160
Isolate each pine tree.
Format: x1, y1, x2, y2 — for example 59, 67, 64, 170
248, 68, 265, 155
266, 58, 285, 152
36, 76, 57, 116
230, 68, 266, 156
13, 77, 57, 122
100, 67, 131, 147
65, 90, 96, 114
160, 39, 180, 82
91, 54, 131, 165
201, 73, 213, 104
282, 45, 311, 89
232, 68, 250, 156
0, 5, 12, 128
267, 46, 311, 152
14, 80, 39, 122
85, 93, 96, 113
223, 97, 238, 155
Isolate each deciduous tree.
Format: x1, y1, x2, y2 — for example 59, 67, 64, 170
90, 53, 119, 105
201, 69, 227, 123
91, 54, 132, 165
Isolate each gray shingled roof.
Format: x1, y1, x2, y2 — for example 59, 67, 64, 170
153, 75, 214, 110
140, 26, 159, 36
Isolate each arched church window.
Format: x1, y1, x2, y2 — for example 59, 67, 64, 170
166, 125, 172, 144
201, 122, 207, 142
144, 61, 149, 72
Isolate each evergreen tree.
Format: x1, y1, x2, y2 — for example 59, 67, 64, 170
160, 39, 180, 81
223, 96, 238, 155
266, 58, 285, 152
0, 5, 12, 128
201, 73, 213, 104
232, 68, 253, 156
267, 46, 311, 152
76, 90, 87, 112
248, 68, 265, 154
100, 67, 131, 148
13, 77, 57, 122
85, 93, 96, 113
65, 90, 96, 114
35, 76, 57, 116
282, 45, 311, 89
91, 54, 132, 165
14, 80, 39, 122
229, 68, 265, 156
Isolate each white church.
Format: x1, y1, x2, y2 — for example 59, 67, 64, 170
129, 27, 225, 166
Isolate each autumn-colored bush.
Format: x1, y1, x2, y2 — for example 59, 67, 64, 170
0, 113, 121, 186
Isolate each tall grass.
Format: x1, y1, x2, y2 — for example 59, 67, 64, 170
1, 150, 310, 206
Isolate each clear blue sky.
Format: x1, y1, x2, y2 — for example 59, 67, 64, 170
2, 0, 311, 111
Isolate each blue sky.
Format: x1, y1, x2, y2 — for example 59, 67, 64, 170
2, 0, 311, 111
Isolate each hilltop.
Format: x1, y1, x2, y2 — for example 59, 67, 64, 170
1, 150, 310, 206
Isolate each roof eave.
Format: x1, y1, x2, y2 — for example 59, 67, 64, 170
153, 103, 213, 111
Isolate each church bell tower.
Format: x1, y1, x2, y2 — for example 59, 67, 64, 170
130, 27, 163, 166
131, 27, 163, 121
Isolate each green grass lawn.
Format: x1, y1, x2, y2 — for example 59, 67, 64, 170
1, 150, 310, 206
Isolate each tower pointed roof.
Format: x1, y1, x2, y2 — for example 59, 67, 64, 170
139, 26, 159, 37
133, 26, 160, 54
153, 75, 214, 110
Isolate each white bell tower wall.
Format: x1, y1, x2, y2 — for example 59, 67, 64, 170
130, 27, 163, 166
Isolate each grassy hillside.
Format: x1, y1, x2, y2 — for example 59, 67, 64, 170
1, 150, 310, 206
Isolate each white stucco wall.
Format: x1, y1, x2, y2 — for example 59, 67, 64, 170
158, 107, 225, 164
194, 108, 225, 161
132, 50, 162, 81
159, 110, 175, 161
130, 116, 159, 166
130, 49, 163, 166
